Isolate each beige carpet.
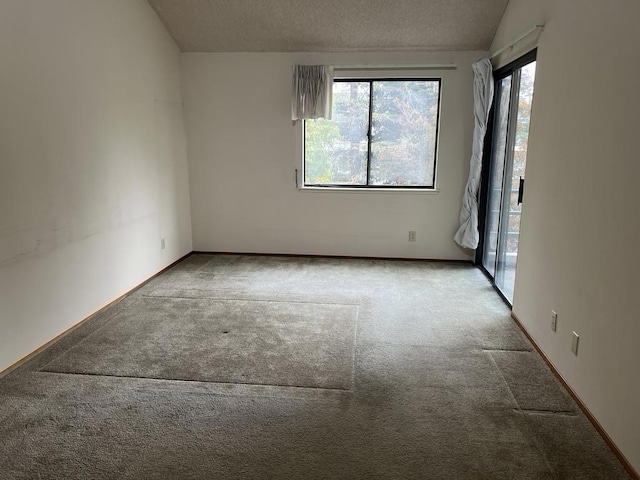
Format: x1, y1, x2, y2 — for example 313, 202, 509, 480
42, 298, 358, 389
0, 254, 630, 479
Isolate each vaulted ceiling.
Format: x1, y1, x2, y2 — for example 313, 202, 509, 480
147, 0, 509, 52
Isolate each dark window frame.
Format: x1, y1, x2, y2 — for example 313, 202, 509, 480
476, 49, 537, 268
302, 77, 442, 189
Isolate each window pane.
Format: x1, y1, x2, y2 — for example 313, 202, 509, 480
483, 76, 512, 277
369, 81, 439, 186
304, 82, 370, 185
498, 61, 536, 301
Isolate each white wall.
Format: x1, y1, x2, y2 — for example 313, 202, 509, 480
492, 0, 640, 472
0, 0, 192, 372
182, 51, 483, 259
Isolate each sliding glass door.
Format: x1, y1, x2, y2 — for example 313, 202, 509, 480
480, 51, 537, 304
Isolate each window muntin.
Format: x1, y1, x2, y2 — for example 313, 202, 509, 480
304, 78, 441, 189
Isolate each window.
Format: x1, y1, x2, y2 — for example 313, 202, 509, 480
303, 78, 441, 188
478, 50, 537, 305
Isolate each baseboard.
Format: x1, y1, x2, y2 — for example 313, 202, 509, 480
511, 312, 639, 480
0, 252, 193, 379
192, 251, 474, 264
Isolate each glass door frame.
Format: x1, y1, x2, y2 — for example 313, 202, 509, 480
476, 49, 537, 305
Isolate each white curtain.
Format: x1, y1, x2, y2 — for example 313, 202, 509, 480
291, 65, 333, 121
454, 58, 494, 249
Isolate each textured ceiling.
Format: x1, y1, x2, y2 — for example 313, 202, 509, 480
147, 0, 509, 52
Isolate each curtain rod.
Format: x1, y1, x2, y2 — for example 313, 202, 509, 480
490, 24, 545, 59
333, 64, 457, 71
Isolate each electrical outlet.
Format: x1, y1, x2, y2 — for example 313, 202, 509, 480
571, 331, 580, 355
551, 310, 557, 332
160, 237, 166, 250
408, 231, 417, 242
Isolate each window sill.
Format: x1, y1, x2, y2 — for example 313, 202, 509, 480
297, 187, 440, 194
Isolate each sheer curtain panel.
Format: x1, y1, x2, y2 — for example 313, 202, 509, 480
291, 65, 333, 121
454, 58, 494, 249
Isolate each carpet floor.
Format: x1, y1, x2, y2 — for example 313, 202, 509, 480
0, 254, 630, 479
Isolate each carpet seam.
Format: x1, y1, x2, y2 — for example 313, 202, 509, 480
482, 348, 534, 353
486, 350, 560, 480
33, 370, 354, 391
485, 351, 522, 410
35, 297, 147, 374
350, 304, 360, 391
141, 293, 360, 307
518, 409, 578, 416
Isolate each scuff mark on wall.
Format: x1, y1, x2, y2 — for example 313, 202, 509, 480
0, 212, 159, 268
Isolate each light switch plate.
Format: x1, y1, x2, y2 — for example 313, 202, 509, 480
571, 331, 580, 355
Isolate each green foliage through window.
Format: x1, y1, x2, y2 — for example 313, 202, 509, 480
304, 79, 441, 188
